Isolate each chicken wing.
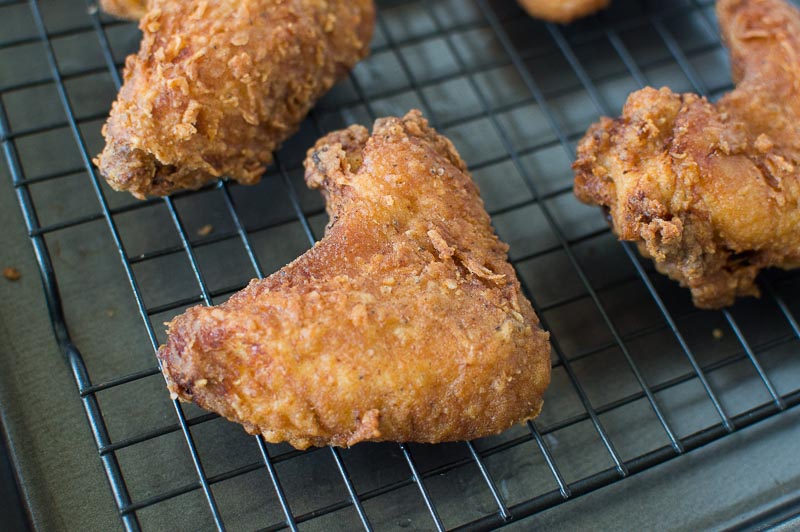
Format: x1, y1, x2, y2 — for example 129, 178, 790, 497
158, 111, 551, 449
573, 0, 800, 309
95, 0, 374, 199
518, 0, 609, 23
99, 0, 147, 20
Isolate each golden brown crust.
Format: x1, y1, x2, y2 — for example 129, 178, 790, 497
573, 0, 800, 309
99, 0, 148, 20
95, 0, 375, 199
517, 0, 610, 23
158, 110, 551, 449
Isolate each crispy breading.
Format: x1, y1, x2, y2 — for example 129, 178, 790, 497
99, 0, 147, 20
95, 0, 374, 199
158, 111, 551, 449
517, 0, 609, 23
573, 0, 800, 309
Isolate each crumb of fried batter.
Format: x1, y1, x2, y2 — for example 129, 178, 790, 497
3, 267, 21, 281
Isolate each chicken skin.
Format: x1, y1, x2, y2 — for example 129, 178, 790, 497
95, 0, 374, 199
574, 0, 800, 309
99, 0, 147, 20
158, 111, 551, 450
518, 0, 609, 23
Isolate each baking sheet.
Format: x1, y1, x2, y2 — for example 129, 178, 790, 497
1, 0, 799, 529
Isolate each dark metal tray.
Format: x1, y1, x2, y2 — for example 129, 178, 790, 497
1, 0, 799, 530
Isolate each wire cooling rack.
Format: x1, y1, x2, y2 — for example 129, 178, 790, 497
2, 0, 800, 529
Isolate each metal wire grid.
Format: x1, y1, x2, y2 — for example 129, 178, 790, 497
1, 0, 800, 529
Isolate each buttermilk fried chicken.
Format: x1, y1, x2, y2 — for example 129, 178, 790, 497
158, 111, 551, 450
95, 0, 374, 199
99, 0, 147, 20
573, 0, 800, 309
518, 0, 610, 23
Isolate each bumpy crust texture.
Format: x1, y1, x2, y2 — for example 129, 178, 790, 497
95, 0, 374, 199
158, 111, 551, 450
517, 0, 610, 23
574, 0, 800, 309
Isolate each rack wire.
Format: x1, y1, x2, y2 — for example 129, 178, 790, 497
2, 0, 800, 529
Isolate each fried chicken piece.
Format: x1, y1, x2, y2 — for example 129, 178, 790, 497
94, 0, 374, 199
573, 0, 800, 309
99, 0, 147, 20
158, 111, 551, 449
517, 0, 609, 23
